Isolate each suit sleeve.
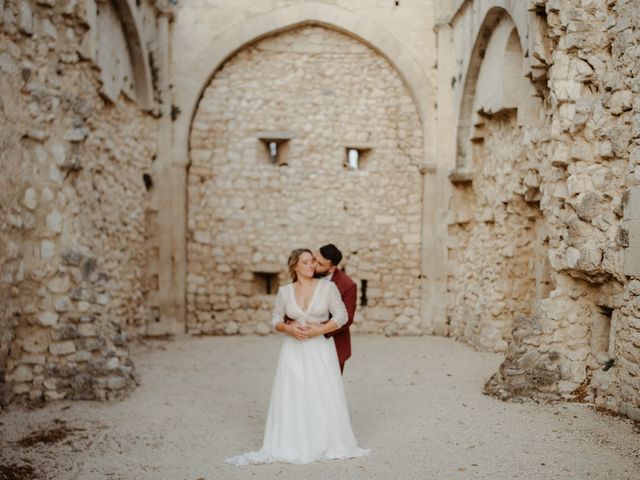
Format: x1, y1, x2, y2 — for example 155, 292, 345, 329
325, 281, 356, 338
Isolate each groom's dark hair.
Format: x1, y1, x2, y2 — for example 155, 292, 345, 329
319, 244, 342, 266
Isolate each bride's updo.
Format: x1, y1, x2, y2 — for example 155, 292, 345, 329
288, 248, 312, 282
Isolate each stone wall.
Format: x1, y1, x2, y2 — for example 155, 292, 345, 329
0, 0, 161, 406
440, 0, 640, 419
445, 12, 549, 353
187, 26, 424, 336
447, 111, 547, 352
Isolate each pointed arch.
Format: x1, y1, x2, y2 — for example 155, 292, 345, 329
171, 2, 435, 166
156, 3, 436, 335
110, 0, 154, 109
455, 7, 529, 168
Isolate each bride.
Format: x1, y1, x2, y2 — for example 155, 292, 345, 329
226, 248, 370, 465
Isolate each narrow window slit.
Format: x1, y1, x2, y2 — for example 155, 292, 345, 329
344, 146, 371, 171
360, 279, 368, 307
348, 149, 359, 170
268, 142, 278, 164
257, 131, 295, 166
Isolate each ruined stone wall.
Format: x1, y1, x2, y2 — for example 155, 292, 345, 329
0, 0, 160, 405
444, 12, 549, 353
448, 111, 546, 352
441, 0, 640, 419
538, 0, 640, 419
187, 26, 424, 336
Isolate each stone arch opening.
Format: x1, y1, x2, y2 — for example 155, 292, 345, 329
185, 25, 424, 336
173, 2, 436, 163
454, 8, 530, 170
152, 2, 438, 336
447, 10, 549, 352
84, 0, 154, 109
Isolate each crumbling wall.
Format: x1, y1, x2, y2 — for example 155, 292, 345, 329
455, 0, 640, 419
0, 0, 160, 405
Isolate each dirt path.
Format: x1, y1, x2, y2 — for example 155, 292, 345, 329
1, 335, 639, 479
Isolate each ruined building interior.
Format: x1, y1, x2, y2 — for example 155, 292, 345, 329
1, 0, 640, 422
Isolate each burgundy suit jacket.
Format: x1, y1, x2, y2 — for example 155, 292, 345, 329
284, 269, 357, 365
325, 268, 357, 365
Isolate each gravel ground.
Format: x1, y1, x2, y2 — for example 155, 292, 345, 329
1, 334, 639, 480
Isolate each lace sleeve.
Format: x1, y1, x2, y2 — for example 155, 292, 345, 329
271, 286, 286, 328
327, 282, 348, 328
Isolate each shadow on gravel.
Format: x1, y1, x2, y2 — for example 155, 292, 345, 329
14, 419, 84, 448
0, 463, 37, 480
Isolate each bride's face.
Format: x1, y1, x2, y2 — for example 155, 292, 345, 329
295, 252, 317, 279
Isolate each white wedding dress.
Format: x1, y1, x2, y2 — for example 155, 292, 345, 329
226, 280, 370, 465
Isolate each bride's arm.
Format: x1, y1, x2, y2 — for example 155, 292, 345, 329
306, 284, 346, 338
271, 287, 287, 331
306, 319, 339, 338
272, 287, 309, 339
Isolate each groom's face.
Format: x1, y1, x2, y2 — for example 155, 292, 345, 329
313, 251, 334, 278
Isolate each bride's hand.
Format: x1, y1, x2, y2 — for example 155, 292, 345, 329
288, 323, 310, 340
305, 324, 326, 338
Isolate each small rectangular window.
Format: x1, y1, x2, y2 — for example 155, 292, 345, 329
254, 272, 278, 295
344, 146, 371, 171
257, 131, 295, 166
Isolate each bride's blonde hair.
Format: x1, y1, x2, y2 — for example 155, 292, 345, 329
288, 248, 312, 282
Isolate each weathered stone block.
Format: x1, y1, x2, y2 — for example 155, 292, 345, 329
610, 90, 633, 115
624, 188, 640, 220
13, 383, 31, 395
45, 390, 67, 400
105, 357, 120, 370
22, 187, 38, 210
54, 296, 73, 313
78, 323, 97, 337
624, 248, 640, 277
46, 210, 63, 234
17, 1, 34, 35
106, 376, 127, 390
48, 274, 71, 294
49, 341, 76, 356
575, 192, 601, 222
37, 311, 59, 327
11, 365, 34, 383
54, 325, 79, 340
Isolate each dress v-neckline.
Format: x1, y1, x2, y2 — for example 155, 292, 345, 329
292, 281, 321, 314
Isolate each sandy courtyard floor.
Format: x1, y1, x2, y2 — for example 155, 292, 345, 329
1, 334, 639, 480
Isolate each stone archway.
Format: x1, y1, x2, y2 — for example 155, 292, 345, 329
446, 9, 548, 352
107, 0, 154, 109
173, 2, 435, 164
153, 3, 437, 335
82, 0, 155, 110
185, 25, 424, 335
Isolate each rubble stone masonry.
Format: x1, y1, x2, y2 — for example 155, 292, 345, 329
187, 26, 424, 336
0, 0, 160, 405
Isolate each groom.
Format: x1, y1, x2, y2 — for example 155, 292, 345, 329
286, 244, 357, 374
